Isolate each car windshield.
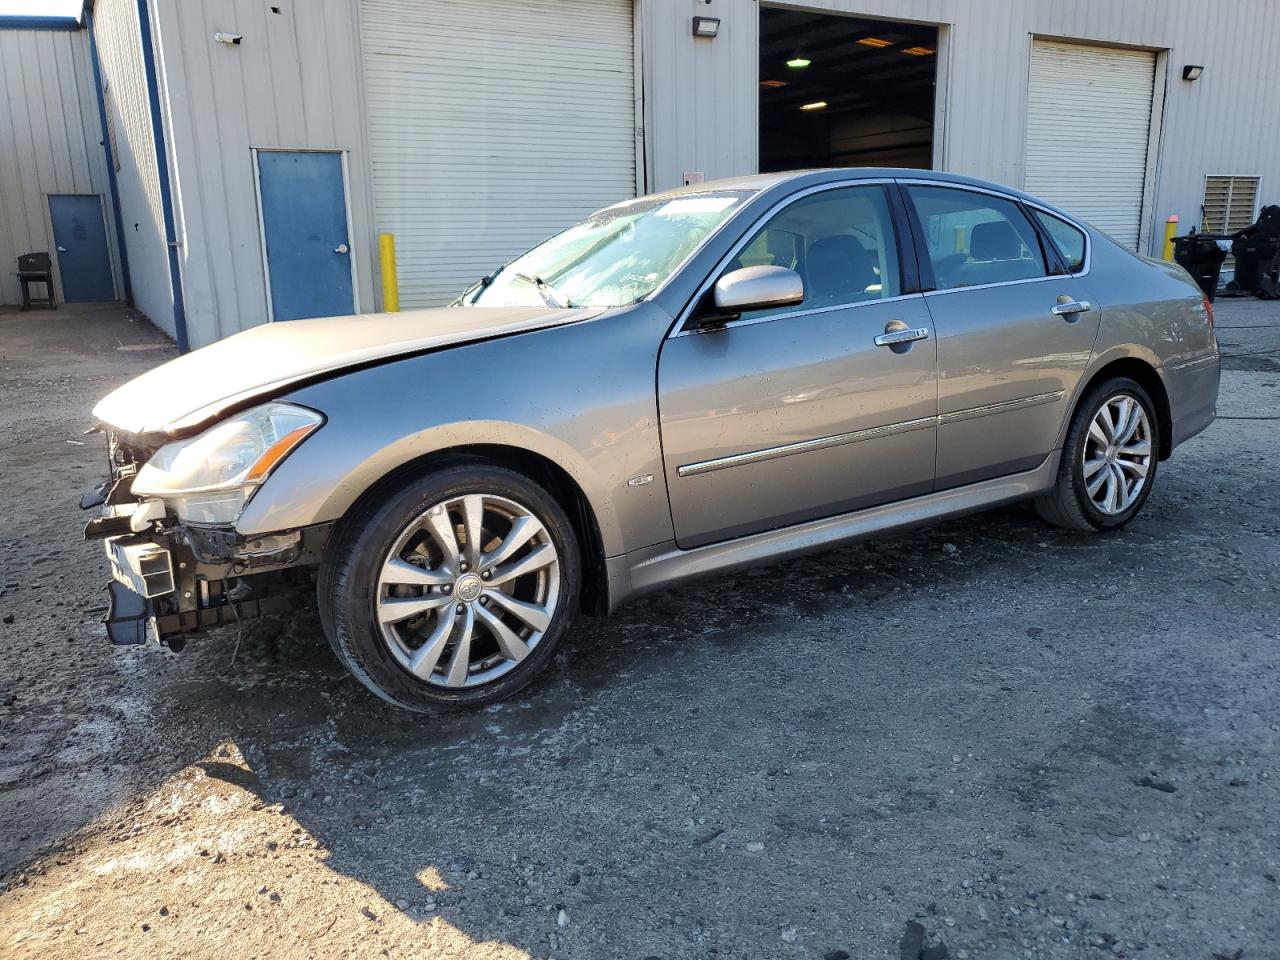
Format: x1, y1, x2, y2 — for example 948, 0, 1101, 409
463, 191, 752, 308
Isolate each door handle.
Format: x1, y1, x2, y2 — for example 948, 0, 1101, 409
334, 243, 349, 254
1051, 300, 1091, 316
57, 246, 67, 252
874, 327, 930, 347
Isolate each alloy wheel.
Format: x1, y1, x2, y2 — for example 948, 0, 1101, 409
1082, 394, 1152, 516
375, 493, 561, 688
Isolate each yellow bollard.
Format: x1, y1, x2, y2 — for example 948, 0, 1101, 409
379, 232, 400, 312
1161, 214, 1179, 261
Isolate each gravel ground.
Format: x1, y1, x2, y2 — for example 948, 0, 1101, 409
0, 299, 1276, 960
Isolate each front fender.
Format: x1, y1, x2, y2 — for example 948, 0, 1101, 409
233, 306, 677, 559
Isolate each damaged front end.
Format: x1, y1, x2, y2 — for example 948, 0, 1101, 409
83, 414, 329, 650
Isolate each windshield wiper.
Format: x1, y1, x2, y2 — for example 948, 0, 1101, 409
457, 264, 506, 306
510, 272, 574, 309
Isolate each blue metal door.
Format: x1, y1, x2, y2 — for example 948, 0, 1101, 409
256, 151, 354, 321
48, 194, 115, 302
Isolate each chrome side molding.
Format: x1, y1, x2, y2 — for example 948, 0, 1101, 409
676, 416, 936, 478
677, 391, 1064, 477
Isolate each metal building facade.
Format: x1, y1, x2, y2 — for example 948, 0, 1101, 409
0, 21, 123, 306
77, 0, 1280, 347
91, 0, 170, 333
643, 0, 1280, 255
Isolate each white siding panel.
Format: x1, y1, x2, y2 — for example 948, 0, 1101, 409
1025, 40, 1155, 249
362, 0, 636, 308
0, 26, 122, 305
145, 0, 375, 347
93, 0, 174, 332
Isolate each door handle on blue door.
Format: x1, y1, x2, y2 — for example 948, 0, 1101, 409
334, 244, 349, 254
1051, 300, 1091, 317
874, 327, 930, 347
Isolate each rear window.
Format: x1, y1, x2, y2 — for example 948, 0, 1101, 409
1033, 210, 1087, 273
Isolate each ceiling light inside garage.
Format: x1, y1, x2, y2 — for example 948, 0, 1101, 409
856, 37, 893, 48
760, 79, 788, 88
900, 46, 934, 56
799, 100, 828, 111
786, 57, 811, 68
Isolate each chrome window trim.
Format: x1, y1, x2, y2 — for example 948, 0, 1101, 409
677, 415, 936, 478
669, 178, 902, 339
894, 178, 1093, 290
669, 291, 925, 338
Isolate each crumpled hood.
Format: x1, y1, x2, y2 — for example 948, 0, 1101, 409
93, 305, 601, 437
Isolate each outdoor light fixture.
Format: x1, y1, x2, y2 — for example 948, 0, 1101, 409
692, 16, 720, 38
900, 46, 934, 57
856, 37, 893, 48
1183, 64, 1204, 81
799, 100, 828, 111
786, 56, 811, 68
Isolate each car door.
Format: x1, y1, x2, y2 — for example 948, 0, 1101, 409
900, 182, 1101, 489
657, 183, 938, 549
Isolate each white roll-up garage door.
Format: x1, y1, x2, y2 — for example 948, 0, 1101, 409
361, 0, 636, 307
1024, 40, 1156, 250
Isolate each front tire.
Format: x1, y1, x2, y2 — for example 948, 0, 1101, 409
322, 464, 581, 712
1036, 377, 1160, 532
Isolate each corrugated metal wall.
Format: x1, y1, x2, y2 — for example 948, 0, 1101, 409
0, 25, 122, 305
146, 0, 376, 347
93, 0, 173, 334
643, 0, 1280, 255
363, 0, 637, 308
84, 0, 1280, 344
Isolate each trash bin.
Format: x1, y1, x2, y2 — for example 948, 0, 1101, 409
1227, 205, 1280, 300
1172, 233, 1232, 301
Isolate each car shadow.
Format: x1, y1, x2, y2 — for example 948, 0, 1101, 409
3, 489, 1229, 957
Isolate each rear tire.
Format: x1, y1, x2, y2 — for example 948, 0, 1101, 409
1036, 377, 1160, 532
320, 464, 581, 712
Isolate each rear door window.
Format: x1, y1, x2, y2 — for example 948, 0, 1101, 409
906, 185, 1048, 290
1032, 209, 1087, 273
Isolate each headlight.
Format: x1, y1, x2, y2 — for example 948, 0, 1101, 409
131, 402, 323, 524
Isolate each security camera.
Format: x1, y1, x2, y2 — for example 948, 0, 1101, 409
214, 32, 243, 45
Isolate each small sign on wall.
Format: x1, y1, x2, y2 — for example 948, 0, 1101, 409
683, 171, 705, 186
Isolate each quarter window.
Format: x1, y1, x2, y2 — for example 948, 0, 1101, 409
1033, 209, 1087, 273
907, 185, 1048, 290
726, 185, 902, 321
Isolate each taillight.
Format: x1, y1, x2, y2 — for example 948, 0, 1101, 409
1202, 293, 1214, 330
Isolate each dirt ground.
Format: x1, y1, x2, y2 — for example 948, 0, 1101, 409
0, 298, 1276, 960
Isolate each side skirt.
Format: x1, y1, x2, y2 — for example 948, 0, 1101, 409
606, 451, 1061, 610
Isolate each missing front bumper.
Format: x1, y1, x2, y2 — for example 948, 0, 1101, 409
94, 522, 330, 648
103, 576, 300, 648
108, 535, 175, 598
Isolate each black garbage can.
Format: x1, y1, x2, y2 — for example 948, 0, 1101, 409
1173, 233, 1232, 301
1228, 205, 1280, 299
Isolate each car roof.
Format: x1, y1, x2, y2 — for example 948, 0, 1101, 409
637, 168, 1088, 236
649, 167, 1048, 207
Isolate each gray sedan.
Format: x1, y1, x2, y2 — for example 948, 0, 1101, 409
86, 169, 1220, 711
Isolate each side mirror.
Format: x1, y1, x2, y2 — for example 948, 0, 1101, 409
712, 265, 804, 315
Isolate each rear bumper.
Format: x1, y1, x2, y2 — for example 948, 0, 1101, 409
1166, 353, 1221, 450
